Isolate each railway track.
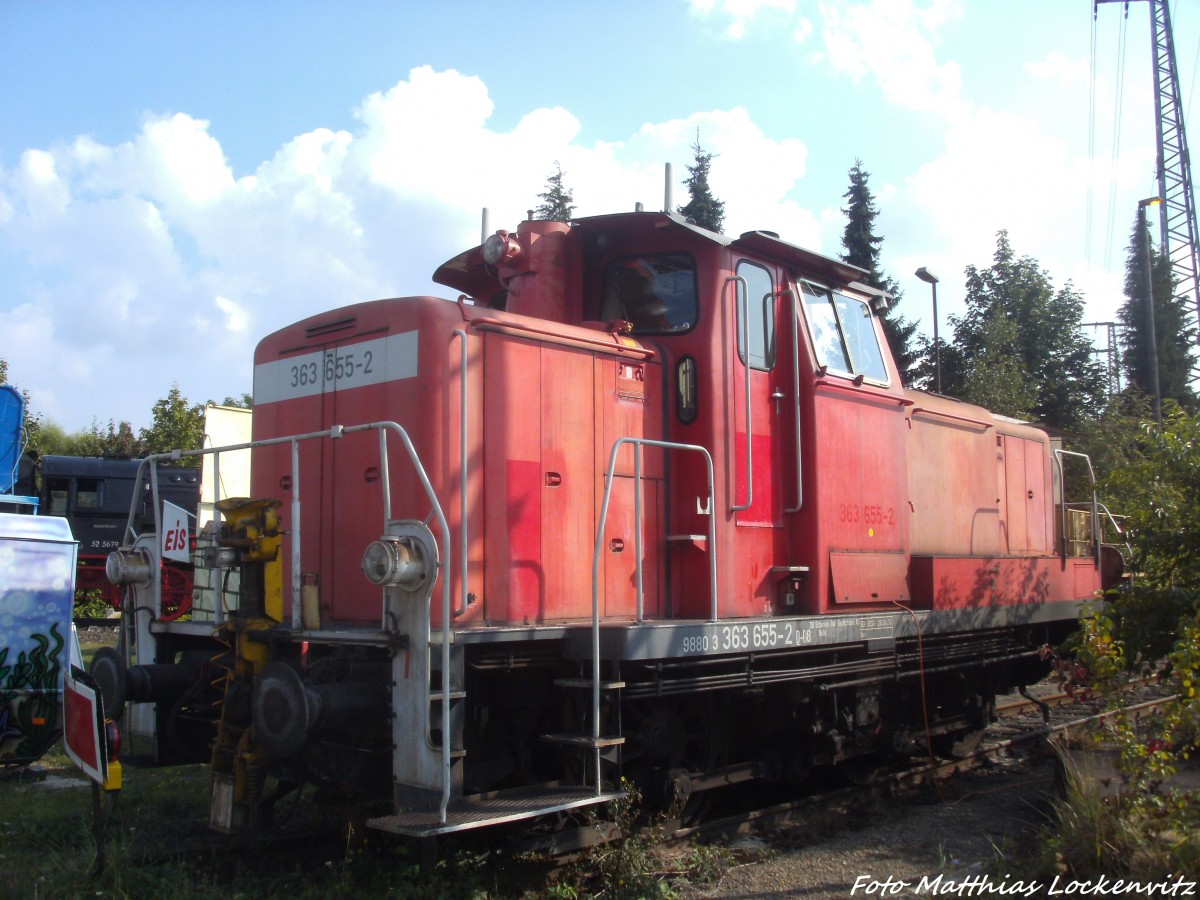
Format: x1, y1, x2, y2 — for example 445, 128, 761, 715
67, 623, 1177, 882
661, 683, 1178, 850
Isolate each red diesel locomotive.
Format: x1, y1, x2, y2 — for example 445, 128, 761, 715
96, 209, 1118, 838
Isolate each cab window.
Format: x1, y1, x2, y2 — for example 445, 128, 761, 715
76, 477, 102, 510
736, 261, 775, 370
802, 282, 889, 383
46, 478, 69, 516
601, 253, 697, 334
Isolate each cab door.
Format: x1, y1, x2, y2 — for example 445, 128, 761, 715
726, 259, 796, 613
731, 259, 787, 528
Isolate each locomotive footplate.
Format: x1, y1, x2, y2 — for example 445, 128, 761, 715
560, 603, 1085, 662
366, 785, 626, 838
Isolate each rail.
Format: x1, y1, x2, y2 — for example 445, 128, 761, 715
121, 421, 458, 823
470, 317, 655, 359
590, 437, 716, 795
1052, 449, 1100, 568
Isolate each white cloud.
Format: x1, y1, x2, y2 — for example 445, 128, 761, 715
687, 0, 801, 39
1024, 51, 1090, 86
818, 0, 966, 116
0, 65, 821, 431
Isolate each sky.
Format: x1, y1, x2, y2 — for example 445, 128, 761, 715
1, 0, 1196, 433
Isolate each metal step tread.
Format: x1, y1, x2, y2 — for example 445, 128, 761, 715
366, 785, 625, 837
553, 678, 625, 690
541, 733, 626, 748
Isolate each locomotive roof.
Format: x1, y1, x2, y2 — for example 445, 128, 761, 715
40, 455, 200, 481
433, 211, 867, 300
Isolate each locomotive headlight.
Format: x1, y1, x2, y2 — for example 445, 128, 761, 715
105, 548, 154, 586
482, 231, 520, 266
361, 536, 428, 589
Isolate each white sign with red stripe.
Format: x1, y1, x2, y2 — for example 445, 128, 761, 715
64, 665, 106, 785
161, 500, 191, 563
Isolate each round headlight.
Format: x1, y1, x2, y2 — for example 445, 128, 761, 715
106, 549, 154, 586
482, 232, 519, 266
361, 537, 427, 589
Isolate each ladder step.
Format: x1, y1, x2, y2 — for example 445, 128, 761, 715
541, 733, 625, 749
553, 678, 625, 690
429, 691, 467, 701
367, 785, 625, 837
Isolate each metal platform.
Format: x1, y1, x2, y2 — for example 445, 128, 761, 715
366, 785, 626, 837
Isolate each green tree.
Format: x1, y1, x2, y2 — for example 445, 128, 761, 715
839, 160, 920, 384
1118, 213, 1198, 411
943, 231, 1105, 430
30, 419, 143, 458
0, 358, 7, 384
222, 393, 254, 409
534, 161, 575, 223
140, 384, 205, 458
677, 134, 725, 233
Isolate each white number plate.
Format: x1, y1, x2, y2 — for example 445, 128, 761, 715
254, 331, 418, 405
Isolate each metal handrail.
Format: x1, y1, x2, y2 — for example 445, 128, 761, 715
1052, 449, 1100, 567
590, 437, 716, 795
121, 421, 456, 823
1064, 500, 1125, 539
781, 289, 803, 513
726, 275, 753, 512
452, 329, 469, 618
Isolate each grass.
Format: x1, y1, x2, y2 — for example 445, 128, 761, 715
1, 638, 736, 898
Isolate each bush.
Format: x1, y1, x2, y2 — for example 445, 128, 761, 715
73, 588, 111, 620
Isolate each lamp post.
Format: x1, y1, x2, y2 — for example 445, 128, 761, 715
915, 267, 940, 393
1139, 197, 1163, 425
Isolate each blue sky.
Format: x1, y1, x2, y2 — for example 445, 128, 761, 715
1, 0, 1195, 431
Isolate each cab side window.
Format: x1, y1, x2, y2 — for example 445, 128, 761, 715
600, 253, 697, 334
736, 261, 775, 371
47, 477, 69, 516
801, 282, 889, 383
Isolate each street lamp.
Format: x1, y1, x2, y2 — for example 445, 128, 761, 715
1138, 197, 1163, 425
915, 266, 940, 393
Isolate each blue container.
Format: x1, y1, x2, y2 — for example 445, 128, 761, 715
0, 385, 24, 495
0, 513, 78, 766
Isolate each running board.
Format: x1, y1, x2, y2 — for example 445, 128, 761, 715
366, 785, 625, 838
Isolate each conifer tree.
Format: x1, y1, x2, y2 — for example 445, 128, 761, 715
839, 161, 919, 384
534, 161, 576, 223
677, 135, 726, 233
1118, 212, 1198, 411
943, 231, 1105, 431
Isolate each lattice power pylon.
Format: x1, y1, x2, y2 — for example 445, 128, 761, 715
1097, 0, 1200, 342
1083, 321, 1124, 396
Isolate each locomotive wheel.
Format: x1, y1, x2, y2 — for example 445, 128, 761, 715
622, 698, 727, 808
159, 563, 193, 621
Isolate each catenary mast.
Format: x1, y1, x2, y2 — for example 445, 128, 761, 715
1096, 0, 1200, 342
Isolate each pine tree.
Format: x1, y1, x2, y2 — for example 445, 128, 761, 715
943, 231, 1105, 431
534, 161, 576, 223
677, 135, 725, 233
1118, 212, 1198, 411
839, 161, 919, 384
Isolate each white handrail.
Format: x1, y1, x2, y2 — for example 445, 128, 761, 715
120, 421, 456, 823
590, 437, 717, 795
